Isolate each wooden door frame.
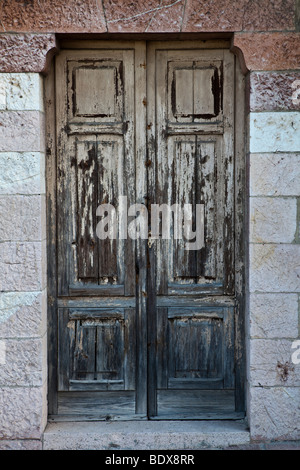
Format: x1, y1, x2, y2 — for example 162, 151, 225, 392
45, 38, 247, 419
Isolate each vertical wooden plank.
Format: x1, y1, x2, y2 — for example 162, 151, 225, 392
73, 321, 96, 380
96, 319, 124, 382
194, 67, 215, 116
76, 137, 99, 281
124, 308, 136, 390
223, 307, 235, 388
156, 308, 168, 389
122, 50, 136, 297
155, 49, 169, 295
56, 51, 81, 295
174, 68, 193, 119
222, 50, 235, 295
234, 53, 247, 411
45, 57, 58, 414
58, 309, 73, 391
172, 137, 197, 280
97, 138, 119, 282
197, 140, 216, 279
147, 43, 159, 416
173, 318, 190, 377
134, 41, 148, 415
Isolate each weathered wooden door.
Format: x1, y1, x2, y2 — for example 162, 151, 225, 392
48, 40, 245, 420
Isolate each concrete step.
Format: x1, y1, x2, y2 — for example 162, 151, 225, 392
43, 419, 250, 450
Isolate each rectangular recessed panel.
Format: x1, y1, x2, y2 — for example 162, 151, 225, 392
75, 67, 116, 117
174, 68, 193, 117
168, 308, 224, 389
194, 67, 215, 116
168, 59, 223, 123
58, 308, 136, 392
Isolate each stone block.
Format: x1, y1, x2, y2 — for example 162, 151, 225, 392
0, 386, 47, 439
250, 244, 300, 292
0, 34, 58, 74
0, 241, 46, 292
250, 153, 300, 197
241, 0, 295, 31
106, 0, 186, 33
0, 439, 42, 450
249, 293, 298, 339
0, 290, 47, 339
0, 152, 45, 196
250, 112, 300, 153
250, 197, 297, 243
0, 195, 46, 242
250, 338, 300, 387
0, 336, 46, 387
0, 111, 45, 152
43, 420, 250, 450
233, 32, 300, 72
250, 71, 300, 112
249, 386, 300, 441
0, 73, 44, 111
0, 2, 106, 34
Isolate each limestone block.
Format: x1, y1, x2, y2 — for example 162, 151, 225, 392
0, 290, 46, 338
250, 244, 300, 292
0, 386, 47, 439
249, 386, 300, 441
250, 153, 300, 197
0, 152, 45, 195
0, 241, 46, 292
250, 197, 297, 243
0, 440, 42, 450
0, 73, 44, 111
250, 338, 300, 387
250, 112, 300, 153
0, 111, 45, 152
249, 293, 298, 339
0, 195, 45, 242
0, 336, 46, 387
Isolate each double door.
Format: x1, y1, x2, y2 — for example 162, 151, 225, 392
49, 40, 244, 419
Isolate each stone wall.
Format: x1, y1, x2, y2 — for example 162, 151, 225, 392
0, 73, 47, 449
248, 70, 300, 440
0, 0, 299, 448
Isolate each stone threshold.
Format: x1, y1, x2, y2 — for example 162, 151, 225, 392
43, 419, 250, 450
